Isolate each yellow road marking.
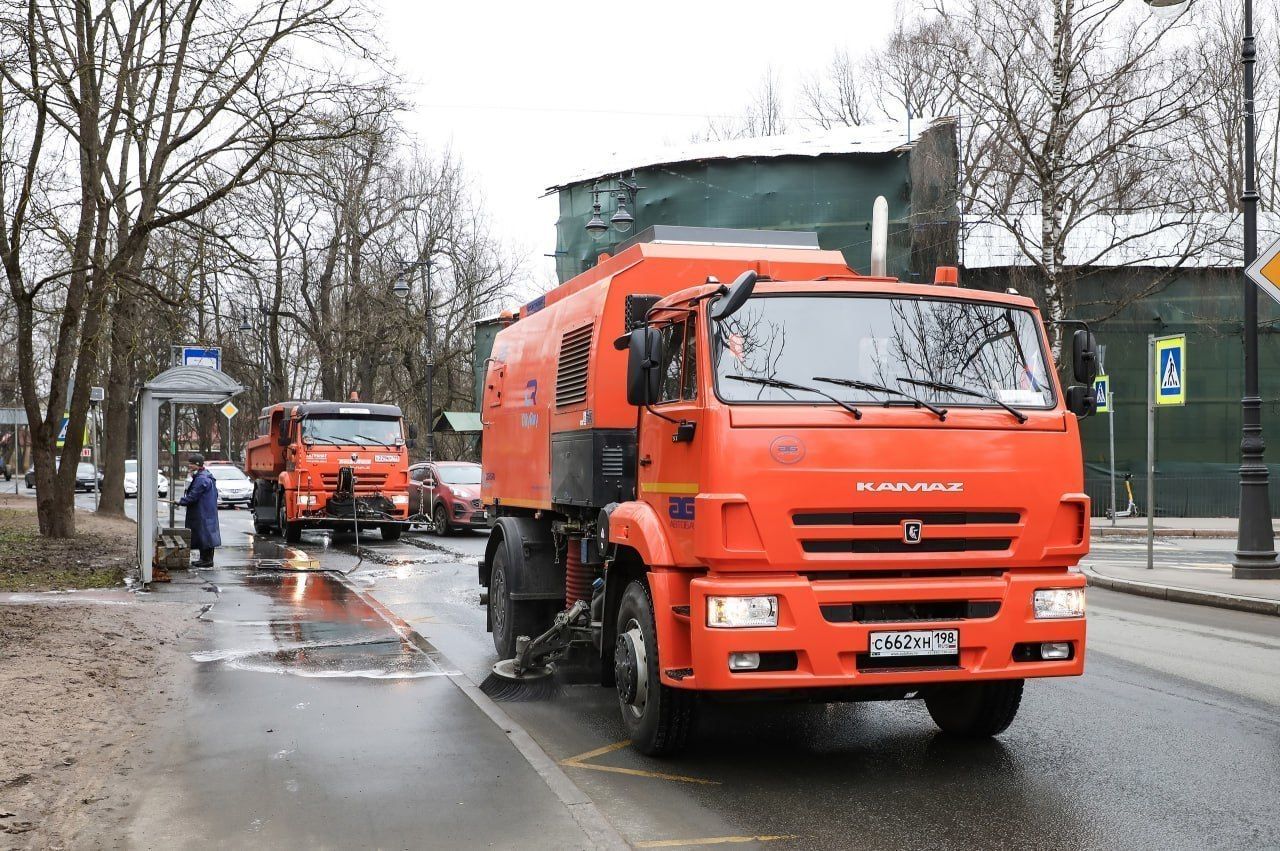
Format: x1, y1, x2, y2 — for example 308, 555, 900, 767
559, 740, 720, 786
562, 740, 631, 763
634, 836, 799, 848
640, 482, 700, 495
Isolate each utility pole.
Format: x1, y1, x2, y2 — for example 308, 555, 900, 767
1234, 0, 1280, 579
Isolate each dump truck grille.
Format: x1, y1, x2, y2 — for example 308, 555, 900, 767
320, 472, 388, 494
556, 324, 593, 408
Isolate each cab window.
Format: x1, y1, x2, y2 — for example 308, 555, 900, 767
657, 318, 697, 404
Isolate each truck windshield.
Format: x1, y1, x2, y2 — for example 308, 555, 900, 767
301, 416, 403, 446
713, 294, 1054, 409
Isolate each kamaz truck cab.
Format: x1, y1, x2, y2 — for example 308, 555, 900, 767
479, 226, 1097, 755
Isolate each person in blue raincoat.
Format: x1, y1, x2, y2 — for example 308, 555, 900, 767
179, 454, 221, 566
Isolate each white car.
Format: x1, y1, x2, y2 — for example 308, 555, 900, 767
123, 459, 170, 498
201, 464, 254, 509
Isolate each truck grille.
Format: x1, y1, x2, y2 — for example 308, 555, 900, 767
556, 324, 593, 408
319, 472, 388, 494
794, 511, 1020, 526
803, 538, 1012, 554
794, 509, 1019, 556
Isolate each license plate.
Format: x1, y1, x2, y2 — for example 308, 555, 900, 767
869, 629, 959, 658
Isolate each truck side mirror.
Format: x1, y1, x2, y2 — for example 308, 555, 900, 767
1072, 329, 1098, 384
626, 327, 662, 406
1065, 384, 1096, 417
407, 423, 419, 441
277, 420, 289, 446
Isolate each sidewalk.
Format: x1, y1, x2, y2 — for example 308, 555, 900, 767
1083, 561, 1280, 617
1092, 516, 1280, 539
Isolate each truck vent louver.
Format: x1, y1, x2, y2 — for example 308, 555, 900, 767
601, 446, 625, 477
556, 324, 593, 408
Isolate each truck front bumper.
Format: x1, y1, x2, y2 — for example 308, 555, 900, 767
657, 570, 1085, 691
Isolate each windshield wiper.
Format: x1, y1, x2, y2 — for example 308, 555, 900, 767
813, 376, 947, 421
303, 434, 348, 448
896, 378, 1028, 424
354, 433, 398, 450
727, 375, 862, 420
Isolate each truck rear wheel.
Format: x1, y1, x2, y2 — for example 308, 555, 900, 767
614, 580, 696, 756
489, 545, 551, 660
925, 679, 1024, 737
380, 523, 402, 541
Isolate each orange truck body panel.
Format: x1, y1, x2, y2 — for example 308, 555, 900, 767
245, 401, 411, 527
483, 239, 1088, 694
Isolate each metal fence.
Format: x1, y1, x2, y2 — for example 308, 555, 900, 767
1084, 464, 1280, 517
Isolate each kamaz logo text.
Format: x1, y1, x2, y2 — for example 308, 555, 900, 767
856, 482, 964, 493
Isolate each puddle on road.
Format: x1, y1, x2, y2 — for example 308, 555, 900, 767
192, 558, 457, 680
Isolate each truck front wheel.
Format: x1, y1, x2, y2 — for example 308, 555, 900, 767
614, 580, 696, 756
380, 523, 402, 541
277, 501, 302, 545
924, 679, 1023, 737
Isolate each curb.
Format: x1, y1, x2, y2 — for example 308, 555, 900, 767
1082, 567, 1280, 617
334, 572, 630, 850
1093, 527, 1244, 539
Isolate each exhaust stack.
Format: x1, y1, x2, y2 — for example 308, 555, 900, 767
870, 196, 888, 277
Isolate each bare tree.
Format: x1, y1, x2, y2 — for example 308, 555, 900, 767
0, 0, 383, 531
696, 66, 788, 141
922, 0, 1216, 344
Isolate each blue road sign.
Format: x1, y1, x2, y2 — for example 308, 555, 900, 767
1094, 374, 1110, 413
180, 346, 221, 370
1155, 335, 1186, 407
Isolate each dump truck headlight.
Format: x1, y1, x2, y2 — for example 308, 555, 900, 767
1033, 588, 1085, 619
707, 596, 778, 628
391, 494, 408, 505
296, 494, 316, 506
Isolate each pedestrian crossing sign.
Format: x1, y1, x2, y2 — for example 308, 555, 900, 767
1154, 334, 1186, 406
1094, 374, 1110, 413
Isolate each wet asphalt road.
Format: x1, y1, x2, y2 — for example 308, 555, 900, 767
83, 494, 1280, 849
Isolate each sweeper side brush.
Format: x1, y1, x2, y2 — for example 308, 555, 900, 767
479, 600, 590, 701
479, 658, 560, 701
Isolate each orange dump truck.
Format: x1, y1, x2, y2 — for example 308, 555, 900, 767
479, 226, 1096, 755
245, 400, 414, 543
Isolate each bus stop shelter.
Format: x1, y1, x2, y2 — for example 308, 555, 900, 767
136, 365, 243, 584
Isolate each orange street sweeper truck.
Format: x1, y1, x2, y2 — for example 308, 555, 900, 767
478, 225, 1096, 755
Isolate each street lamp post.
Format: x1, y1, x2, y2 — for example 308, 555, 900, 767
1148, 0, 1278, 577
1234, 0, 1280, 578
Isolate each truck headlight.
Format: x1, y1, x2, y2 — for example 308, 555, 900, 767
707, 596, 778, 628
392, 494, 408, 505
296, 494, 316, 506
1033, 588, 1085, 619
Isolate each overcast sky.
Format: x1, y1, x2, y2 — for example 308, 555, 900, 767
378, 1, 902, 284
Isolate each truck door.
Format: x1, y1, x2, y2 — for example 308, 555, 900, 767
638, 315, 702, 565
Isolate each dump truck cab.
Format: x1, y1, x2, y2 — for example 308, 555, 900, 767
480, 227, 1096, 755
245, 400, 414, 543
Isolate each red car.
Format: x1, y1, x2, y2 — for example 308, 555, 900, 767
408, 461, 486, 534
